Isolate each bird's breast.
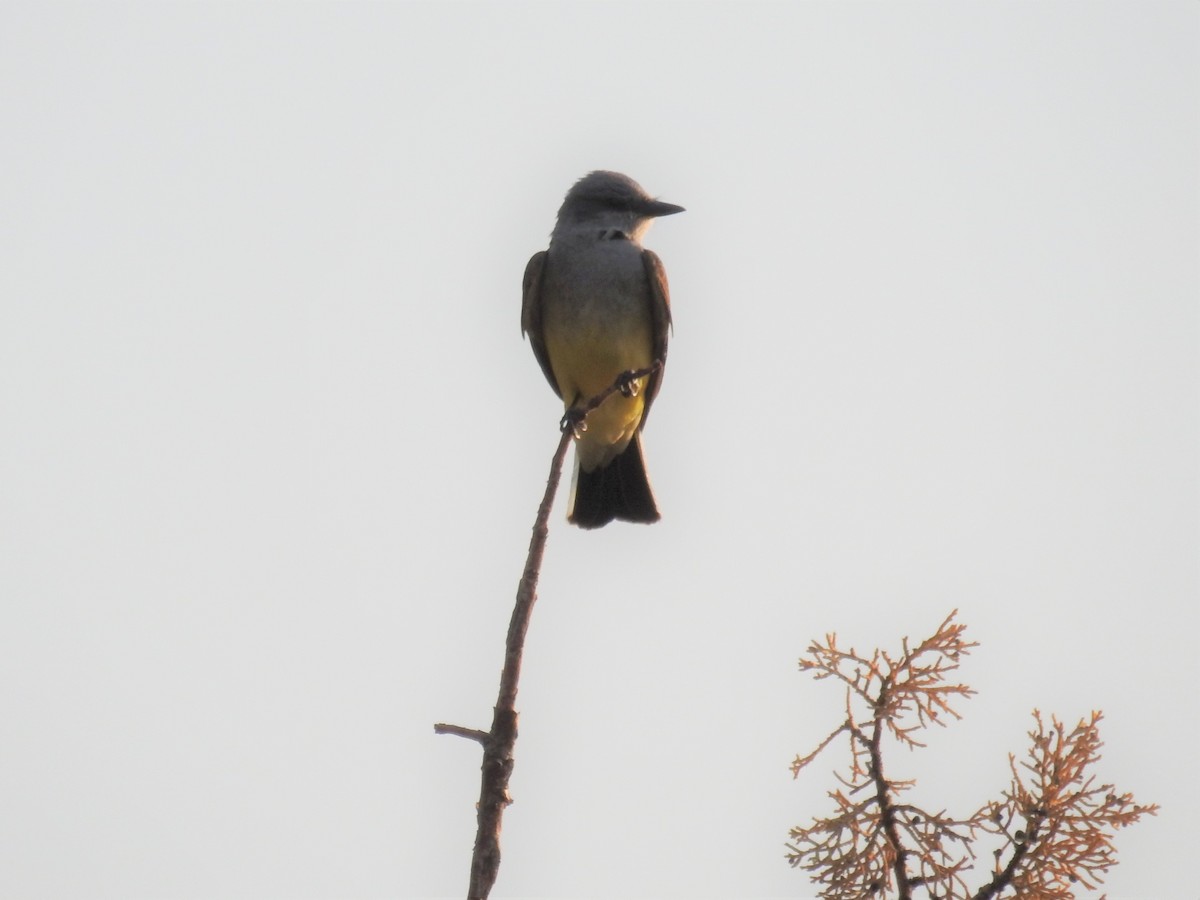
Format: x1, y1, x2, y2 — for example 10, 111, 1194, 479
540, 242, 655, 407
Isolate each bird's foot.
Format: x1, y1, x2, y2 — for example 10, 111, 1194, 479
560, 407, 588, 438
616, 370, 641, 398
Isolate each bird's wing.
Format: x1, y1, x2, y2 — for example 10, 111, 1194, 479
520, 250, 561, 398
640, 249, 672, 427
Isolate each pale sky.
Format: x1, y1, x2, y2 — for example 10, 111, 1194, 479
1, 3, 1196, 898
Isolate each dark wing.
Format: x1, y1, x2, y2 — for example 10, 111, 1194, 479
639, 249, 672, 428
520, 250, 561, 398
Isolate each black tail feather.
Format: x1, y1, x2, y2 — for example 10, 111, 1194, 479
568, 435, 660, 529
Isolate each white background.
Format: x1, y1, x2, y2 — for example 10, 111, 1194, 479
2, 3, 1196, 898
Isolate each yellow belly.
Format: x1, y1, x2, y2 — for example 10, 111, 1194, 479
544, 322, 652, 471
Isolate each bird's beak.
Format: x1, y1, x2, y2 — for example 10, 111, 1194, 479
641, 199, 686, 218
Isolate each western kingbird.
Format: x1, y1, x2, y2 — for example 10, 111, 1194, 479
521, 171, 683, 528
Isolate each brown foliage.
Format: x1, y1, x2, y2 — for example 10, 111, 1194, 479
787, 612, 1157, 899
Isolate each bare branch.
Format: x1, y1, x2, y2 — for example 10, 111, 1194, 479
461, 425, 571, 900
437, 364, 663, 900
433, 724, 490, 745
791, 719, 854, 777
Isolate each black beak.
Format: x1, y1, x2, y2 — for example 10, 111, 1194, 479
641, 199, 686, 218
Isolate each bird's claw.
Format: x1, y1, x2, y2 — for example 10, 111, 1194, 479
617, 370, 641, 398
560, 408, 588, 437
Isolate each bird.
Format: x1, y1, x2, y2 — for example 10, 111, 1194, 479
521, 171, 683, 528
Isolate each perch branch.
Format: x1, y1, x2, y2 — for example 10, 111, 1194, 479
436, 361, 662, 900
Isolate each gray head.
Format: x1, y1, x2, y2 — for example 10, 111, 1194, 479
553, 171, 684, 242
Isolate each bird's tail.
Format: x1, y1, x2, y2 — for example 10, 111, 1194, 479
567, 434, 660, 529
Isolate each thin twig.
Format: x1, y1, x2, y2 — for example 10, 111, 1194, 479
433, 724, 490, 745
463, 427, 570, 900
791, 719, 853, 777
436, 363, 662, 900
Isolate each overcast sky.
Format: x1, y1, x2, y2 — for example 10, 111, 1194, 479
2, 3, 1196, 898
